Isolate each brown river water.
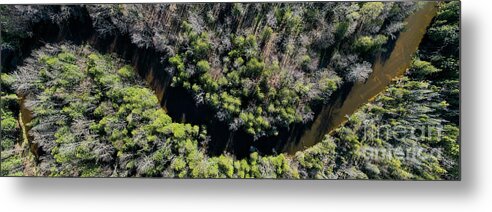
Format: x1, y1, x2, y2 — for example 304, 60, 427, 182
284, 2, 438, 154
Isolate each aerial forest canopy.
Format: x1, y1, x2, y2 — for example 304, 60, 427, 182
0, 2, 459, 179
87, 2, 415, 139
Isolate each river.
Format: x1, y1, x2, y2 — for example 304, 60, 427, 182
284, 2, 438, 154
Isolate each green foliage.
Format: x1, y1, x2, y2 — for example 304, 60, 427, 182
80, 2, 415, 142
360, 2, 385, 21
410, 59, 441, 79
170, 28, 340, 139
1, 73, 15, 88
196, 60, 211, 73
1, 93, 23, 176
354, 35, 388, 55
117, 65, 136, 78
9, 44, 306, 179
12, 44, 206, 177
416, 1, 460, 124
260, 27, 273, 44
2, 3, 459, 180
312, 75, 460, 180
289, 2, 459, 180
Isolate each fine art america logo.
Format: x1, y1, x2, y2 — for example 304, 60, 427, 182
358, 120, 444, 164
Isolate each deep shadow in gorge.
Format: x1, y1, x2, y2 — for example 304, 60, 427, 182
3, 3, 437, 159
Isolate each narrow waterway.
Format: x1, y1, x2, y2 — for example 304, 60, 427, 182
284, 2, 439, 154
18, 97, 38, 160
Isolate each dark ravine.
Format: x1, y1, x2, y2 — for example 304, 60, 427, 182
9, 2, 437, 159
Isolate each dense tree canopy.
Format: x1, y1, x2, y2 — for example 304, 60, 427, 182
6, 44, 300, 178
85, 2, 417, 138
1, 2, 459, 179
411, 1, 460, 124
11, 45, 204, 176
1, 74, 24, 176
